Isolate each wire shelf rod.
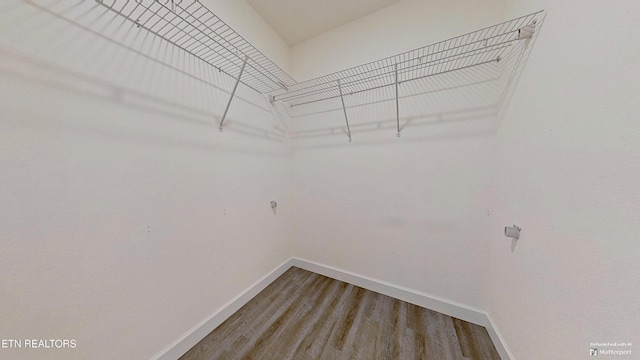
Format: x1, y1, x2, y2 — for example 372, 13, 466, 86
288, 44, 509, 105
279, 37, 516, 104
290, 57, 503, 108
280, 43, 512, 105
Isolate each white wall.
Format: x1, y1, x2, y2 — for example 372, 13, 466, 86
289, 0, 511, 311
290, 0, 508, 80
292, 137, 494, 310
0, 1, 292, 359
488, 0, 640, 358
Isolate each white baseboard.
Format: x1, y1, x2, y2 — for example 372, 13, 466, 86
153, 257, 514, 360
152, 258, 295, 360
290, 257, 487, 325
485, 315, 516, 360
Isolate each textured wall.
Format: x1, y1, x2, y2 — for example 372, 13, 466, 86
290, 0, 508, 80
288, 0, 510, 311
0, 1, 293, 359
488, 0, 640, 358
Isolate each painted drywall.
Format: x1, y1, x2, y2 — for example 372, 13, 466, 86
487, 0, 640, 358
290, 0, 508, 81
0, 1, 292, 359
292, 138, 494, 309
288, 0, 512, 311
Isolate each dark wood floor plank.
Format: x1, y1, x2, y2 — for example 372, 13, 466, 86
453, 318, 501, 360
338, 287, 373, 358
289, 279, 343, 358
239, 273, 326, 359
179, 267, 501, 360
330, 285, 365, 351
374, 294, 394, 359
296, 282, 352, 359
407, 303, 429, 360
269, 276, 335, 360
352, 317, 379, 360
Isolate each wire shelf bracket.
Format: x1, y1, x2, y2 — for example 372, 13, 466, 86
337, 79, 352, 143
219, 55, 248, 131
394, 63, 400, 138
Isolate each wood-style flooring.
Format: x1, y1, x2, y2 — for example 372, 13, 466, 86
180, 267, 500, 360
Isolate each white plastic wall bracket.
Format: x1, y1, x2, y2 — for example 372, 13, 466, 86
518, 23, 535, 40
504, 225, 522, 240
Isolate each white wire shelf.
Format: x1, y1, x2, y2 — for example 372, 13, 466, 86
271, 10, 544, 140
96, 0, 296, 94
269, 11, 544, 107
95, 0, 544, 137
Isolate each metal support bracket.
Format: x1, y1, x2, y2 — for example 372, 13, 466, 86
337, 79, 352, 142
219, 55, 248, 132
395, 64, 400, 137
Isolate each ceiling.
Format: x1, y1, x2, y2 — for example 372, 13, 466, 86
247, 0, 399, 46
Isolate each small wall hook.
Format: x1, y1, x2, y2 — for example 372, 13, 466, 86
270, 200, 277, 209
504, 225, 521, 240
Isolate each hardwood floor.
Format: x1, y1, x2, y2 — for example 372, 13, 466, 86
180, 267, 500, 360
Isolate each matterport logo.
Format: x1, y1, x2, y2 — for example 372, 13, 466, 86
1, 339, 76, 349
590, 342, 633, 356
